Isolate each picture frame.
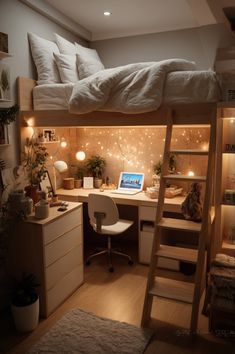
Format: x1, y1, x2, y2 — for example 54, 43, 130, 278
39, 170, 54, 195
43, 128, 56, 142
83, 177, 94, 189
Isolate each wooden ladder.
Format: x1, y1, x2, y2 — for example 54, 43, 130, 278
141, 110, 216, 334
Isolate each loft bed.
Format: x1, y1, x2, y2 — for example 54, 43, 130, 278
18, 75, 220, 128
19, 33, 221, 127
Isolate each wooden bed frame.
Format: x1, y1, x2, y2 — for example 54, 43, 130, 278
18, 77, 217, 127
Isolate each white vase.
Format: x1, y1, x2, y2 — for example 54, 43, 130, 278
11, 296, 39, 332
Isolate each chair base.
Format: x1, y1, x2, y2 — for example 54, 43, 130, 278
85, 237, 133, 272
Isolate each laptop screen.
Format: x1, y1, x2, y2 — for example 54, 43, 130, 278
118, 172, 144, 191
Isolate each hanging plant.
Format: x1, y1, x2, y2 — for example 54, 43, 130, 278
0, 104, 19, 125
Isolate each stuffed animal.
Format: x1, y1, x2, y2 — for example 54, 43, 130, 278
181, 182, 202, 222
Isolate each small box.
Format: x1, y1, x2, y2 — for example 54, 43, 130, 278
0, 32, 8, 53
63, 178, 74, 190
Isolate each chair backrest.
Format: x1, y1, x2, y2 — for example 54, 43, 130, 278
88, 194, 119, 227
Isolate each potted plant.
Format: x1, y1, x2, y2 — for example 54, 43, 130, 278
74, 163, 87, 188
11, 273, 40, 332
24, 137, 49, 203
85, 155, 106, 188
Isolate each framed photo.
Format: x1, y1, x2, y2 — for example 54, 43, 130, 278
39, 170, 54, 195
43, 129, 56, 142
83, 177, 94, 189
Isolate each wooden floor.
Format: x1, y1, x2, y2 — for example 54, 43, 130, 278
1, 253, 235, 354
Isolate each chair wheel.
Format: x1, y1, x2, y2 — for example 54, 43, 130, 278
128, 260, 134, 266
109, 266, 114, 272
86, 260, 91, 266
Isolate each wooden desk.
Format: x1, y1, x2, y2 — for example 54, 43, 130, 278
56, 188, 184, 212
56, 189, 185, 265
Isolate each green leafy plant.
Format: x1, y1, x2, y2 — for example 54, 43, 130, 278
76, 163, 87, 179
24, 138, 49, 186
11, 273, 40, 307
153, 154, 177, 175
85, 155, 106, 179
0, 105, 19, 125
0, 69, 10, 92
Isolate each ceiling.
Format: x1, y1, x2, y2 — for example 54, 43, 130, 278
44, 0, 218, 41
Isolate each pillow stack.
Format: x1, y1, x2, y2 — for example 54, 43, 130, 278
28, 32, 105, 85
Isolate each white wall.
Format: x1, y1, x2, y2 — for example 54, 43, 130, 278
92, 24, 235, 70
0, 0, 83, 167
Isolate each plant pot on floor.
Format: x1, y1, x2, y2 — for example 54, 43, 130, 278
11, 294, 39, 332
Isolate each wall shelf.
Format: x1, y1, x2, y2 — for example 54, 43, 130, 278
0, 51, 11, 59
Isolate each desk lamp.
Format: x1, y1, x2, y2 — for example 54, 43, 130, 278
53, 160, 68, 192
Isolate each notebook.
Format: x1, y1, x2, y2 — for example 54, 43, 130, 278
112, 172, 144, 195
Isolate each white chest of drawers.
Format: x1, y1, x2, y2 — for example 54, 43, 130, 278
9, 202, 83, 317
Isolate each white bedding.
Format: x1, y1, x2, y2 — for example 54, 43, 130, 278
33, 61, 220, 111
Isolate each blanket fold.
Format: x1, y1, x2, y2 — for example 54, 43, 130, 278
69, 59, 196, 114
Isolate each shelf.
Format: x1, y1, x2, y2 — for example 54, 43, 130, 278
157, 218, 201, 232
0, 144, 10, 147
149, 277, 194, 303
170, 149, 208, 155
0, 51, 11, 59
222, 201, 235, 206
40, 141, 60, 144
163, 174, 206, 182
223, 151, 235, 154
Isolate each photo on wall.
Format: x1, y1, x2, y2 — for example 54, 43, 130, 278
0, 63, 10, 100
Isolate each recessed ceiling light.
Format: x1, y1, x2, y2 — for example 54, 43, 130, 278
104, 11, 111, 16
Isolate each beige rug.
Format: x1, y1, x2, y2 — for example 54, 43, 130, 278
28, 308, 153, 354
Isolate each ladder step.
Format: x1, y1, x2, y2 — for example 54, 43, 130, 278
163, 174, 206, 182
156, 245, 198, 263
158, 217, 201, 232
149, 277, 194, 304
170, 149, 208, 155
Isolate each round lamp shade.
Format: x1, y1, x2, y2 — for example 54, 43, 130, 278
54, 160, 68, 173
76, 151, 86, 161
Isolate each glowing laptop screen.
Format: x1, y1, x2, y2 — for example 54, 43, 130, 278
118, 172, 144, 191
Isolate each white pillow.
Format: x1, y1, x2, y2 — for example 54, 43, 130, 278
54, 33, 77, 55
54, 53, 79, 83
75, 43, 105, 79
28, 33, 61, 85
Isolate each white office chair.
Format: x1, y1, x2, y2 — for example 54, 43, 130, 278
86, 193, 134, 272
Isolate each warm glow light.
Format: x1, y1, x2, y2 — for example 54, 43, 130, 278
76, 151, 86, 161
230, 118, 234, 124
202, 143, 209, 151
26, 118, 35, 127
104, 11, 111, 16
60, 138, 67, 148
188, 170, 195, 177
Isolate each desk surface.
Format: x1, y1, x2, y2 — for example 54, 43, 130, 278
56, 188, 185, 213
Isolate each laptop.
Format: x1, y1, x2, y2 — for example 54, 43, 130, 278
112, 172, 144, 195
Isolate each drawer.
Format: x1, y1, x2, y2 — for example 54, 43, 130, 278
139, 206, 156, 222
46, 244, 83, 290
43, 207, 82, 245
45, 225, 82, 266
47, 264, 83, 316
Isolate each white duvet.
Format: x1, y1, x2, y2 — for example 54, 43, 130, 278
69, 59, 201, 114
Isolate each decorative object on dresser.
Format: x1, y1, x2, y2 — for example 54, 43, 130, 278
11, 273, 40, 332
85, 155, 106, 188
